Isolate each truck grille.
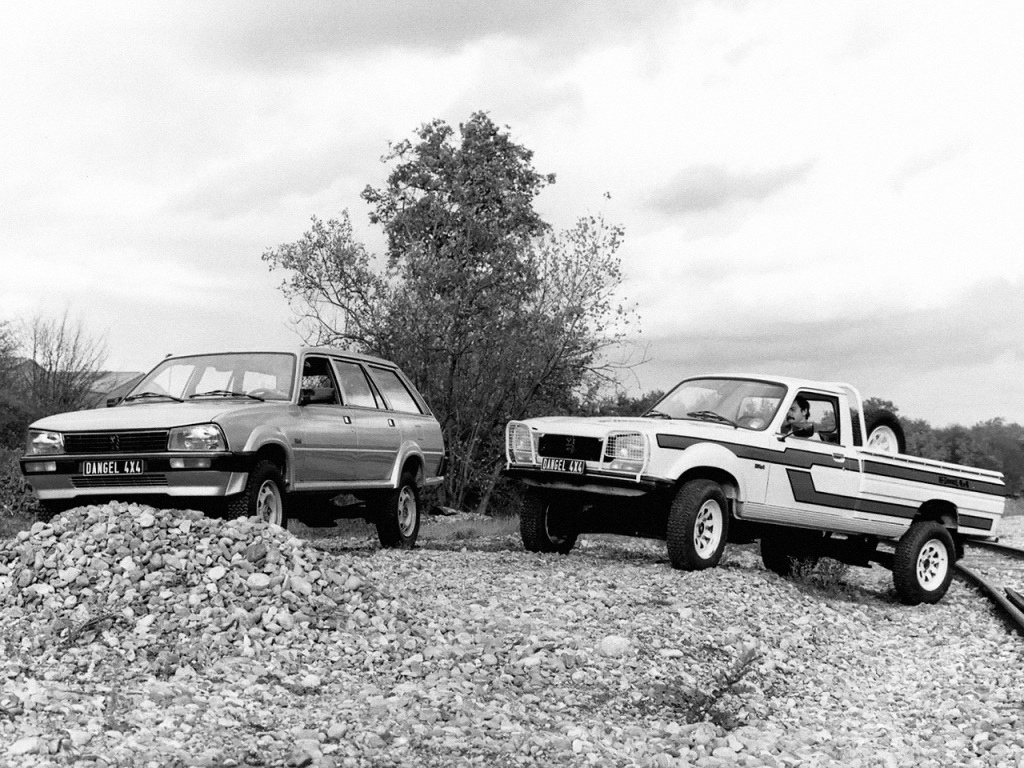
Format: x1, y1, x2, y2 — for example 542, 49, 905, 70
537, 434, 602, 461
64, 431, 169, 455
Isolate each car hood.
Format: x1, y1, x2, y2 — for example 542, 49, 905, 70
30, 400, 286, 431
521, 415, 753, 439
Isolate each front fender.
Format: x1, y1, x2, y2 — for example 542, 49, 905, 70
239, 426, 295, 481
658, 440, 749, 500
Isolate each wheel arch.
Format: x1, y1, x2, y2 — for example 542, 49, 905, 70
396, 447, 425, 486
915, 498, 957, 529
675, 466, 741, 510
253, 442, 289, 484
665, 441, 747, 507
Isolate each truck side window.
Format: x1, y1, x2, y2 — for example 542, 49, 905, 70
799, 393, 841, 444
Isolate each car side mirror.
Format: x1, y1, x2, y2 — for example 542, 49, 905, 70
298, 388, 314, 406
106, 397, 122, 408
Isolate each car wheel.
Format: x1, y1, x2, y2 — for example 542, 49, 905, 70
866, 409, 906, 455
893, 521, 955, 605
520, 492, 579, 555
667, 480, 729, 570
375, 471, 420, 549
225, 459, 288, 528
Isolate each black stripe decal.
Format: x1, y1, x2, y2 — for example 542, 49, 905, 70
657, 433, 1005, 496
787, 470, 992, 530
862, 460, 1005, 497
787, 469, 915, 519
959, 513, 994, 531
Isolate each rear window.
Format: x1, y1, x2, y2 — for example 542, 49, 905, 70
370, 367, 422, 414
333, 360, 379, 409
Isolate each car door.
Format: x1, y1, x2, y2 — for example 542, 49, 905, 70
293, 355, 360, 486
764, 392, 861, 528
332, 358, 401, 483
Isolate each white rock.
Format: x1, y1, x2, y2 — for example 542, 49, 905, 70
10, 736, 41, 755
598, 635, 632, 657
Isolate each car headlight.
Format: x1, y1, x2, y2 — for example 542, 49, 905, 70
605, 432, 647, 473
506, 421, 537, 464
168, 424, 227, 451
27, 430, 64, 456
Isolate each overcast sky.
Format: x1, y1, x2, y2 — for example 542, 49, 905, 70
1, 1, 1022, 427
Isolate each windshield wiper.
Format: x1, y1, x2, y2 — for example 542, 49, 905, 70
123, 391, 184, 403
190, 390, 265, 401
686, 410, 738, 428
643, 409, 673, 419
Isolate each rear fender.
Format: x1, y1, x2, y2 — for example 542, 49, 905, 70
390, 441, 426, 487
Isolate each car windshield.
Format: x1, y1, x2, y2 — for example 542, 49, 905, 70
125, 353, 297, 402
648, 377, 787, 431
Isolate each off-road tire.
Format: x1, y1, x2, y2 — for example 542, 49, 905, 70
520, 492, 579, 555
224, 459, 288, 528
893, 521, 955, 605
375, 471, 420, 549
667, 480, 729, 570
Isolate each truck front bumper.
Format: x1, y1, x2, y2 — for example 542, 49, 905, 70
503, 465, 672, 499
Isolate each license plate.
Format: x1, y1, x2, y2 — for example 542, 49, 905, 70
80, 460, 146, 476
541, 457, 585, 474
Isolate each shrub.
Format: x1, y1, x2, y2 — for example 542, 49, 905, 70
0, 449, 37, 535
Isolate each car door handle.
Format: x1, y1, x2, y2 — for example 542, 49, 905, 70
832, 453, 845, 464
343, 416, 352, 424
388, 419, 396, 427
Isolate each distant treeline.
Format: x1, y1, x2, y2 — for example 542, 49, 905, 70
580, 391, 1024, 497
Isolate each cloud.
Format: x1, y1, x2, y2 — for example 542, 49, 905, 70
632, 277, 1024, 423
893, 139, 970, 192
645, 160, 816, 217
158, 1, 681, 69
166, 141, 379, 220
645, 276, 1023, 371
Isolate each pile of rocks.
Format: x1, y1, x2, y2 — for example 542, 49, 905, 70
0, 503, 375, 676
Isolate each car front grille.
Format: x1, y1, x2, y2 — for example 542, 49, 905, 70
71, 475, 169, 488
537, 434, 603, 462
64, 431, 169, 455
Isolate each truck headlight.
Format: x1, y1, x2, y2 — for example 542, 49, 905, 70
168, 424, 227, 451
506, 421, 537, 464
27, 430, 64, 456
605, 432, 647, 473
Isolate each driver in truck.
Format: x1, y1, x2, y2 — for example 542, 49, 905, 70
781, 394, 818, 439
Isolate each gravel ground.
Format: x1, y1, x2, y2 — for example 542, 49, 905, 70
1, 503, 1022, 768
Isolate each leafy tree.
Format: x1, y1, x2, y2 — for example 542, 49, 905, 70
577, 389, 667, 417
265, 112, 638, 511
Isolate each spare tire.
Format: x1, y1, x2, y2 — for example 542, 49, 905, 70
865, 409, 906, 455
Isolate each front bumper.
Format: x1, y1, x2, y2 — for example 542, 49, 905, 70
503, 464, 672, 499
20, 452, 256, 501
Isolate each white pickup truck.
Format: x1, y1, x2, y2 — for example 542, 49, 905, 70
504, 374, 1006, 604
